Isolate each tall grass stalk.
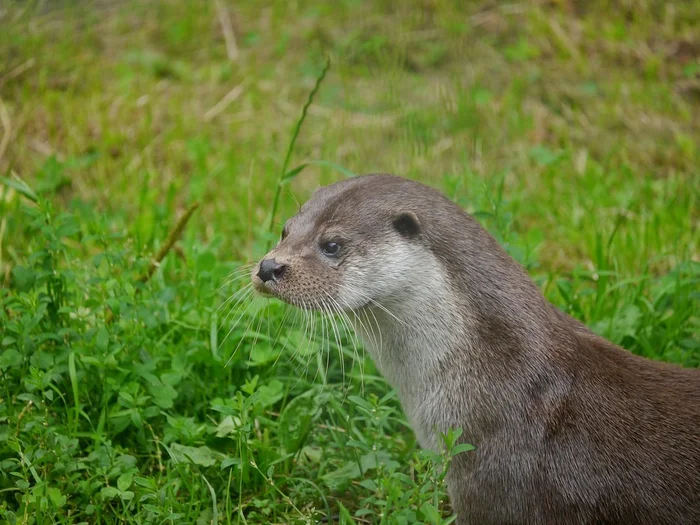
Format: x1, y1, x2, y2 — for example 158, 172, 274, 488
265, 58, 331, 250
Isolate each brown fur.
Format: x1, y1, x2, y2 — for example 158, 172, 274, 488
253, 174, 700, 524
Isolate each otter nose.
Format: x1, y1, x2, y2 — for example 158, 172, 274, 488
257, 258, 287, 283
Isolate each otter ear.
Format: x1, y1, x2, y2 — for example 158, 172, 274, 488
392, 211, 421, 238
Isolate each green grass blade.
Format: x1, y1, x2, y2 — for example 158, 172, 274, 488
266, 57, 331, 249
280, 160, 357, 187
68, 352, 81, 432
202, 473, 218, 525
0, 173, 38, 203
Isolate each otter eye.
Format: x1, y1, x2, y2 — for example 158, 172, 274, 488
321, 241, 341, 257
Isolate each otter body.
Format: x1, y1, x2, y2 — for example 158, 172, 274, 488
252, 174, 700, 524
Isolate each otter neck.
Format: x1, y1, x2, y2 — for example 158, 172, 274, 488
348, 261, 464, 447
350, 265, 557, 450
354, 287, 462, 388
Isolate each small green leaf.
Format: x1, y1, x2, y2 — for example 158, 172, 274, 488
420, 502, 442, 524
117, 472, 133, 492
46, 486, 66, 508
0, 349, 22, 370
247, 344, 277, 366
301, 446, 322, 463
358, 479, 377, 491
252, 379, 284, 408
96, 327, 109, 352
16, 479, 29, 490
348, 395, 374, 411
360, 451, 399, 472
150, 383, 178, 409
55, 216, 80, 238
280, 163, 308, 185
130, 409, 142, 428
322, 460, 361, 491
134, 476, 157, 490
196, 251, 216, 273
221, 457, 240, 470
216, 415, 238, 437
143, 503, 163, 514
451, 443, 476, 457
100, 486, 121, 500
168, 443, 220, 467
11, 266, 36, 292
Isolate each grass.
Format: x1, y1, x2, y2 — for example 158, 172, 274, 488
0, 0, 698, 523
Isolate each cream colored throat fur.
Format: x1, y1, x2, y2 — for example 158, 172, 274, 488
343, 244, 463, 449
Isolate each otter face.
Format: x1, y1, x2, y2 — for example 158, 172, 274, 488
251, 178, 425, 313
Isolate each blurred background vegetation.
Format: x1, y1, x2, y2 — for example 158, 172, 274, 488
0, 0, 698, 523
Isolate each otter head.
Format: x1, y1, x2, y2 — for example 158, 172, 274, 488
251, 175, 428, 313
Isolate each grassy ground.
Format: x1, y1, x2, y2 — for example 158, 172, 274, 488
0, 0, 698, 523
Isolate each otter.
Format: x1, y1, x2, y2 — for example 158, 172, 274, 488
251, 174, 700, 524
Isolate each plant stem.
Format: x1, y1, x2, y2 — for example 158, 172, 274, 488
266, 57, 331, 250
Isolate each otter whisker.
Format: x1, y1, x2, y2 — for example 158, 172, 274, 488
352, 291, 408, 329
316, 304, 334, 386
289, 302, 306, 367
368, 306, 383, 352
326, 294, 361, 383
246, 300, 268, 364
322, 294, 346, 385
323, 296, 345, 385
217, 263, 255, 292
352, 305, 382, 358
331, 302, 356, 359
222, 266, 254, 282
311, 306, 327, 385
335, 303, 366, 394
240, 315, 258, 366
216, 270, 256, 301
223, 318, 251, 368
277, 307, 301, 369
346, 309, 375, 396
367, 299, 407, 328
217, 282, 254, 316
306, 303, 319, 383
218, 288, 255, 335
271, 304, 294, 354
275, 308, 310, 376
294, 299, 314, 384
326, 295, 364, 397
218, 287, 256, 336
312, 306, 327, 385
217, 282, 253, 315
364, 305, 384, 355
305, 307, 318, 384
222, 293, 259, 367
